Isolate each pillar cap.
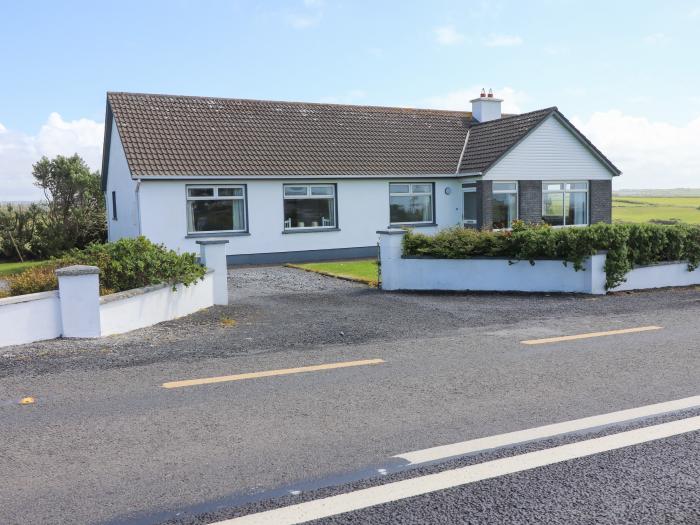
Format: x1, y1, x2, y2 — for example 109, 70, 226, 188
196, 239, 230, 245
55, 265, 100, 276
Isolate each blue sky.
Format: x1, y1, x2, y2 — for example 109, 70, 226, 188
2, 0, 700, 199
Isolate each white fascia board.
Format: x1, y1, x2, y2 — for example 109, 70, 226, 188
133, 173, 463, 181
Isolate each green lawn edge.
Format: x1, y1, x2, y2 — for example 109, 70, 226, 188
286, 260, 379, 287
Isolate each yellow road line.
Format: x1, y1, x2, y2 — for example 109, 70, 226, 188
162, 358, 385, 389
521, 325, 663, 345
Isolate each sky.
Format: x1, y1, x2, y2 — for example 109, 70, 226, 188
1, 0, 700, 200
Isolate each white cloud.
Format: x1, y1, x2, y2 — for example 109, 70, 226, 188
571, 110, 700, 189
483, 34, 523, 47
644, 32, 667, 45
422, 86, 527, 114
434, 25, 465, 46
690, 6, 700, 17
0, 113, 103, 202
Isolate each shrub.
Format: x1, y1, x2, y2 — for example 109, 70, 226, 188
5, 237, 206, 297
6, 264, 58, 296
402, 222, 700, 290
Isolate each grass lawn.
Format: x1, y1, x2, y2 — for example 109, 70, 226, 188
0, 260, 48, 277
287, 259, 379, 286
612, 196, 700, 225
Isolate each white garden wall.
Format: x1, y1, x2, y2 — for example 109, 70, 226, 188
100, 272, 214, 336
0, 240, 228, 348
378, 229, 700, 295
0, 291, 62, 347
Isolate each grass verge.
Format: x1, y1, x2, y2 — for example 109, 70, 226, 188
286, 259, 379, 286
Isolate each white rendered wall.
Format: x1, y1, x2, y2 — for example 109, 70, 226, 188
612, 262, 700, 292
0, 292, 62, 347
138, 178, 462, 257
485, 115, 614, 181
105, 122, 140, 241
99, 272, 214, 336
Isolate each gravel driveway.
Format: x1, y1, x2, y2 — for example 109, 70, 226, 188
2, 265, 699, 378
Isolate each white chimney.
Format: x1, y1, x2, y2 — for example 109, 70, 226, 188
470, 88, 503, 123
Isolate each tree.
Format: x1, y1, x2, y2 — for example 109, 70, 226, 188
0, 203, 45, 260
31, 154, 106, 257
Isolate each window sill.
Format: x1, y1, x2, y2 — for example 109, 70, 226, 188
388, 222, 437, 228
282, 227, 340, 234
186, 231, 250, 238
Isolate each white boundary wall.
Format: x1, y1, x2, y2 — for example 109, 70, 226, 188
0, 291, 62, 347
0, 239, 228, 348
379, 229, 700, 295
100, 272, 214, 336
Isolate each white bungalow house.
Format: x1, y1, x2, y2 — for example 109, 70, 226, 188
101, 90, 621, 264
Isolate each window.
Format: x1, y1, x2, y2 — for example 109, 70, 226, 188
389, 183, 434, 225
462, 183, 477, 225
283, 184, 336, 230
542, 182, 588, 226
187, 185, 247, 233
111, 191, 117, 220
492, 182, 518, 229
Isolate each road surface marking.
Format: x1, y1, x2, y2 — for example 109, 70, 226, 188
216, 415, 700, 525
395, 394, 700, 464
161, 358, 385, 389
521, 325, 662, 345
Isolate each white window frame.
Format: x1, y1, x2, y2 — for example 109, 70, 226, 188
462, 183, 477, 226
542, 181, 589, 227
492, 181, 518, 230
186, 184, 247, 234
282, 184, 337, 230
389, 182, 435, 226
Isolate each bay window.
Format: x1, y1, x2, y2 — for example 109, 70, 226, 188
542, 182, 588, 226
283, 184, 337, 230
492, 182, 518, 229
389, 183, 434, 225
187, 185, 246, 233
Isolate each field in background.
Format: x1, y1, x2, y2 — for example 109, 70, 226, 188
612, 196, 700, 224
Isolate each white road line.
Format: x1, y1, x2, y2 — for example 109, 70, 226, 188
395, 394, 700, 465
214, 415, 700, 525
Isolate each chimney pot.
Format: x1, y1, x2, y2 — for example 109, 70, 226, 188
480, 88, 486, 98
487, 89, 494, 98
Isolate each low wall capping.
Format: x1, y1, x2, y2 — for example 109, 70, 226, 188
0, 290, 59, 307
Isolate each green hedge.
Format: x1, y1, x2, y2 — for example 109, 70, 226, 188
402, 221, 700, 289
2, 237, 206, 297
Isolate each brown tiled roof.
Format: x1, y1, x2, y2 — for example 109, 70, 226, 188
107, 92, 473, 177
458, 107, 556, 173
105, 92, 620, 180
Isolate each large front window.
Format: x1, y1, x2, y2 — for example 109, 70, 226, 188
542, 182, 588, 226
187, 185, 246, 233
492, 182, 518, 229
389, 183, 434, 225
283, 184, 336, 230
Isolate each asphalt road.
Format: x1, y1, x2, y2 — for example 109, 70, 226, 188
1, 266, 699, 524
